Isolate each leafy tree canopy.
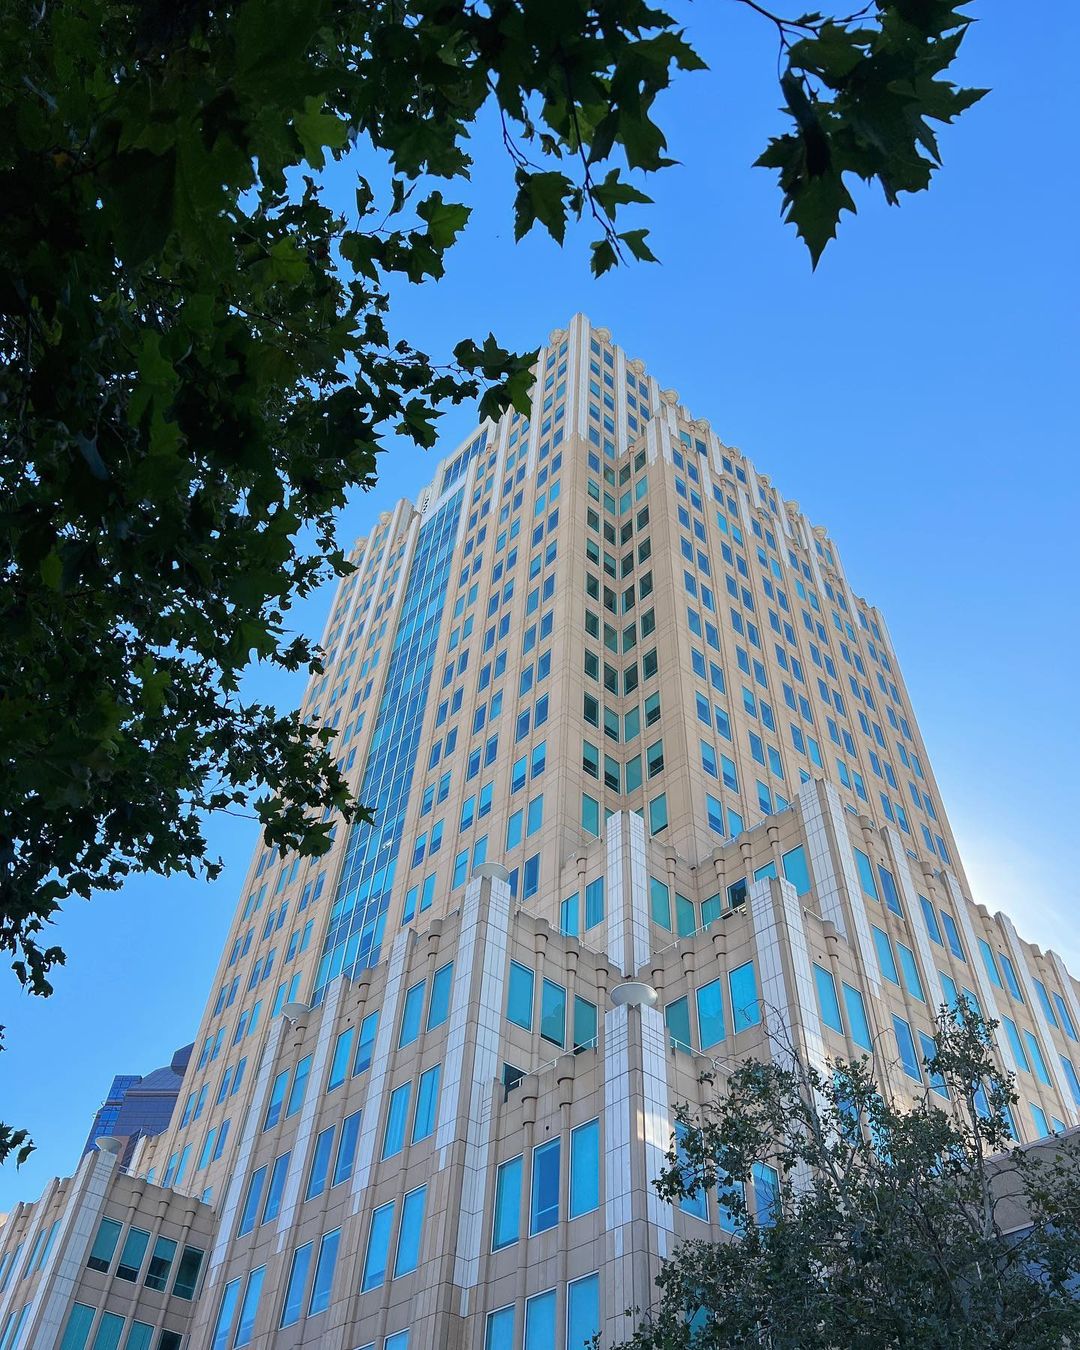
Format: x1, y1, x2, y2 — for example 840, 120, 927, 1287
0, 0, 981, 1163
616, 1004, 1080, 1349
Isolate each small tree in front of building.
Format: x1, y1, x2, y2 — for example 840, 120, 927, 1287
617, 1004, 1080, 1349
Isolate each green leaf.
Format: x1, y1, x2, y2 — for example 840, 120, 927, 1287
618, 229, 658, 264
39, 550, 62, 591
294, 96, 348, 168
589, 237, 619, 276
514, 171, 573, 244
787, 170, 857, 267
416, 192, 472, 250
592, 168, 653, 219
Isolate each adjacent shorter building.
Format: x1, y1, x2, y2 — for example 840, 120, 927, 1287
2, 314, 1078, 1349
82, 1048, 194, 1170
0, 1140, 213, 1349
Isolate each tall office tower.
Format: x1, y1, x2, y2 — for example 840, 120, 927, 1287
2, 313, 1079, 1350
81, 1046, 194, 1170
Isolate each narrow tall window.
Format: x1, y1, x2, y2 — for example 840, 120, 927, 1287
813, 964, 843, 1034
399, 980, 426, 1047
306, 1126, 336, 1201
695, 979, 726, 1048
492, 1156, 522, 1250
308, 1229, 340, 1316
728, 961, 761, 1031
569, 1119, 600, 1217
234, 1265, 265, 1347
525, 1289, 557, 1350
412, 1064, 441, 1143
285, 1054, 312, 1118
332, 1110, 362, 1187
427, 963, 454, 1029
506, 962, 534, 1029
382, 1082, 412, 1159
327, 1027, 354, 1091
530, 1138, 560, 1234
394, 1186, 427, 1277
238, 1165, 267, 1237
209, 1280, 240, 1350
261, 1151, 291, 1224
361, 1201, 395, 1291
279, 1241, 313, 1328
353, 1010, 379, 1074
567, 1272, 601, 1349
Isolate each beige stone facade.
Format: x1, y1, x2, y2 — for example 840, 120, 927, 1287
3, 314, 1078, 1349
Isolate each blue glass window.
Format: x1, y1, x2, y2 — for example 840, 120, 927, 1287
486, 1306, 515, 1350
492, 1156, 522, 1250
413, 1064, 441, 1142
332, 1111, 361, 1187
399, 980, 426, 1047
781, 845, 811, 896
382, 1082, 412, 1159
279, 1241, 313, 1327
842, 983, 872, 1050
897, 942, 925, 1001
567, 1273, 601, 1350
892, 1016, 922, 1081
877, 865, 902, 916
530, 1139, 561, 1234
262, 1150, 290, 1222
525, 1289, 556, 1350
361, 1202, 394, 1291
919, 895, 943, 945
675, 1121, 708, 1220
238, 1166, 267, 1237
427, 963, 453, 1030
978, 939, 1005, 990
729, 961, 761, 1032
353, 1010, 378, 1075
306, 1129, 335, 1201
308, 1230, 339, 1317
507, 962, 534, 1029
666, 996, 691, 1053
695, 979, 726, 1048
940, 909, 965, 961
872, 926, 899, 984
569, 1119, 600, 1217
327, 1027, 354, 1092
393, 1186, 426, 1277
814, 964, 843, 1033
853, 848, 878, 901
234, 1265, 265, 1346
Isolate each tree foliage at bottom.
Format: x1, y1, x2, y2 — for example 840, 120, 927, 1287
616, 1004, 1080, 1349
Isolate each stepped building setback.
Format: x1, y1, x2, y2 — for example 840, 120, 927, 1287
2, 314, 1078, 1350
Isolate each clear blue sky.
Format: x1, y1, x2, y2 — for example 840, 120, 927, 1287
2, 4, 1077, 1212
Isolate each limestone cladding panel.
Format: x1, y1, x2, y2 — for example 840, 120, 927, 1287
605, 812, 629, 976
822, 781, 883, 997
351, 929, 411, 1208
999, 915, 1077, 1125
796, 779, 847, 939
639, 1005, 674, 1261
451, 871, 513, 1293
273, 976, 348, 1251
750, 874, 827, 1072
15, 1154, 110, 1346
943, 873, 1017, 1076
886, 830, 944, 1024
208, 1014, 288, 1275
603, 1002, 634, 1344
1049, 952, 1080, 1062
